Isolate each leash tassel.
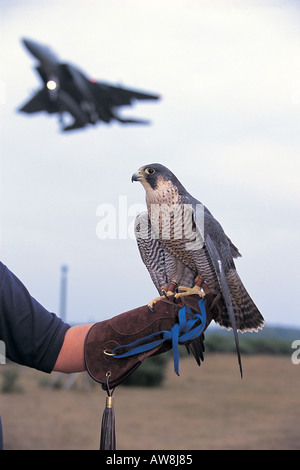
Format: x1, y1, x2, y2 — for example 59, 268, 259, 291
100, 376, 116, 450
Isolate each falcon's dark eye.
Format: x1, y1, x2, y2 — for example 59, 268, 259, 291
145, 167, 155, 175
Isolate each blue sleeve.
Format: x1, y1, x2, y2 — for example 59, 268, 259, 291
0, 262, 70, 373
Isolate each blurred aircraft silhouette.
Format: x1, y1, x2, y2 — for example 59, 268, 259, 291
19, 38, 161, 131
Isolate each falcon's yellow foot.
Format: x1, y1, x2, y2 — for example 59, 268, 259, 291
148, 290, 174, 311
174, 285, 205, 299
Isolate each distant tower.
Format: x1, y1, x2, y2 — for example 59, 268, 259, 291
59, 265, 68, 322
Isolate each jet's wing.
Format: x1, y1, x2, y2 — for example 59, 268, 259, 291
19, 88, 59, 114
89, 81, 160, 106
19, 88, 88, 131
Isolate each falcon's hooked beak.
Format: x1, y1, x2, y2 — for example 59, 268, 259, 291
131, 170, 144, 182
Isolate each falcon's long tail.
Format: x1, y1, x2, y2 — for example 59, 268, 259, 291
221, 270, 265, 333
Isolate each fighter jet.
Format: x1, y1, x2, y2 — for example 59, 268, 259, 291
19, 38, 161, 131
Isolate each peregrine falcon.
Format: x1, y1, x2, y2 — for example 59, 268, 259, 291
132, 163, 265, 374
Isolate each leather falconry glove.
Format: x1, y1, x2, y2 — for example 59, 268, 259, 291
84, 291, 223, 450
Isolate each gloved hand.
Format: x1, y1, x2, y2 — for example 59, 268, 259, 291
84, 292, 222, 389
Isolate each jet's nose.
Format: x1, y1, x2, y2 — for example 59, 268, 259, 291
21, 38, 58, 64
22, 38, 43, 60
22, 38, 37, 52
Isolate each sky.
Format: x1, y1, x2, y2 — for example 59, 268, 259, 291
0, 0, 300, 329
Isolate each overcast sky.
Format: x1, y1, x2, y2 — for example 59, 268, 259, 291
1, 0, 300, 329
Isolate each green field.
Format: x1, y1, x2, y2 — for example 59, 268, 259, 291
1, 353, 299, 450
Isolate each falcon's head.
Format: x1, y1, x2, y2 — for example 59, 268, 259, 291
131, 163, 192, 205
133, 162, 190, 191
131, 163, 173, 188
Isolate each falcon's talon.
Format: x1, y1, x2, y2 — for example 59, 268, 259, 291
148, 295, 165, 310
148, 291, 174, 310
175, 285, 205, 299
161, 289, 169, 299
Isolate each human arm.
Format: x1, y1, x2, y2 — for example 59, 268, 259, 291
53, 323, 94, 373
0, 261, 95, 373
0, 262, 70, 373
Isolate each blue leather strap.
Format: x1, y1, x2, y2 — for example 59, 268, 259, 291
111, 298, 207, 375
